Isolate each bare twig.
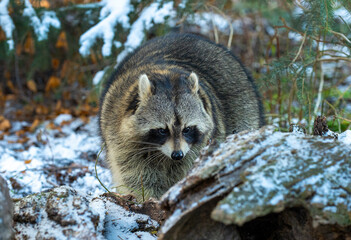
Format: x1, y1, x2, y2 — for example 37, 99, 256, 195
329, 29, 351, 44
211, 14, 219, 44
95, 144, 110, 193
207, 4, 234, 48
310, 61, 325, 133
317, 57, 351, 63
294, 0, 307, 11
290, 32, 307, 65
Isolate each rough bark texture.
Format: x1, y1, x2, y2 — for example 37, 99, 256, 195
159, 126, 351, 240
0, 175, 14, 240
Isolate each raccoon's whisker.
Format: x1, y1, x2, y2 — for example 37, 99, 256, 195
151, 153, 168, 166
144, 152, 164, 165
128, 150, 158, 160
132, 147, 159, 153
129, 141, 162, 147
129, 146, 159, 153
127, 150, 159, 161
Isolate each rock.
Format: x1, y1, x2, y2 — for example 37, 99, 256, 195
159, 126, 351, 240
13, 186, 159, 240
0, 175, 14, 240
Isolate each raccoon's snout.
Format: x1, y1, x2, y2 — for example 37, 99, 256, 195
171, 150, 184, 160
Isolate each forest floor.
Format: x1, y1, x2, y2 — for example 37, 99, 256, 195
0, 114, 112, 199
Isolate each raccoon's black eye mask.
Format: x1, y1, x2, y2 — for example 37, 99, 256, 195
143, 128, 170, 145
182, 126, 202, 144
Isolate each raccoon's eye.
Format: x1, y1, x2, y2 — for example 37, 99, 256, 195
182, 126, 192, 134
157, 128, 169, 136
182, 126, 201, 145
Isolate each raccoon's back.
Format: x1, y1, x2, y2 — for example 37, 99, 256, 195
102, 33, 264, 134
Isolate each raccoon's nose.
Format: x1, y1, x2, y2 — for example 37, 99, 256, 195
171, 150, 184, 160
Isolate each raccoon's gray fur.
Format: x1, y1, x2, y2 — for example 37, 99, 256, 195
99, 33, 264, 199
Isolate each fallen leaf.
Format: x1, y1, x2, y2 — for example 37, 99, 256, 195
0, 28, 6, 41
30, 119, 40, 132
9, 177, 22, 190
15, 129, 26, 136
60, 120, 72, 127
27, 80, 37, 92
16, 137, 30, 144
6, 80, 15, 92
52, 58, 60, 70
16, 44, 22, 55
56, 31, 68, 51
45, 76, 61, 93
35, 105, 49, 115
4, 71, 10, 80
5, 94, 16, 100
46, 122, 62, 131
24, 32, 35, 55
60, 60, 70, 78
31, 0, 50, 8
0, 117, 11, 131
90, 51, 97, 64
24, 159, 32, 164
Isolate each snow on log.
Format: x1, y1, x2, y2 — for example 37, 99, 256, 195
159, 125, 351, 240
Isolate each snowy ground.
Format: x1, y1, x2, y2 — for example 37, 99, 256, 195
0, 115, 160, 239
0, 114, 112, 199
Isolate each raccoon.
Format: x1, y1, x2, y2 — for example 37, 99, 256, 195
99, 33, 264, 199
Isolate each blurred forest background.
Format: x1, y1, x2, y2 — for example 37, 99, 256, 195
1, 0, 351, 134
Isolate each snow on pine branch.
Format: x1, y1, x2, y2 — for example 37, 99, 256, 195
0, 0, 60, 50
79, 0, 132, 57
79, 0, 176, 60
23, 0, 61, 41
117, 1, 175, 63
0, 0, 15, 50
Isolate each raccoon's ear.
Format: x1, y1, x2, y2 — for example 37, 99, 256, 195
188, 72, 199, 94
139, 74, 152, 101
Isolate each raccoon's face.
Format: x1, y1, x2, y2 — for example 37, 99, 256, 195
130, 72, 214, 161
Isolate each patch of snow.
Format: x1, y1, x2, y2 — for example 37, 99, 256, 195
289, 125, 305, 134
0, 115, 112, 198
335, 6, 351, 24
339, 130, 351, 145
104, 199, 158, 240
191, 12, 231, 34
79, 0, 132, 57
14, 186, 106, 239
178, 0, 187, 9
288, 31, 302, 42
0, 0, 15, 50
338, 75, 351, 92
114, 41, 122, 48
322, 129, 339, 138
23, 0, 60, 41
92, 69, 106, 85
54, 114, 73, 125
74, 2, 104, 9
117, 1, 176, 63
